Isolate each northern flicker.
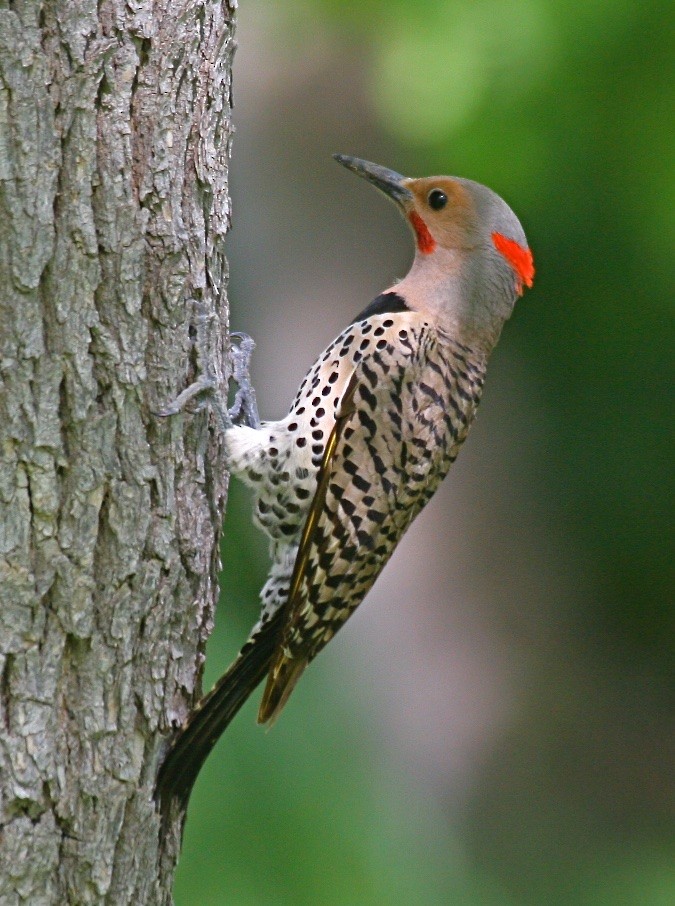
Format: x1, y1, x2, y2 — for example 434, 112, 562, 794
155, 154, 534, 807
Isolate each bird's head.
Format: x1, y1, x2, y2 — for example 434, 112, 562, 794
334, 154, 534, 351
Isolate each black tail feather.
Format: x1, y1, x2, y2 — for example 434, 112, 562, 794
155, 610, 283, 814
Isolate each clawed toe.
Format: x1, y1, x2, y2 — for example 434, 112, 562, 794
156, 377, 216, 418
157, 325, 260, 434
227, 333, 260, 429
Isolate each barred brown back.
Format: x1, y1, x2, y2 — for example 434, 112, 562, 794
259, 315, 486, 721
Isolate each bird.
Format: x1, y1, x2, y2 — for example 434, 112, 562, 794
155, 154, 534, 809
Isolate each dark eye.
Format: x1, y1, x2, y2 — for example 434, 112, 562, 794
428, 189, 447, 211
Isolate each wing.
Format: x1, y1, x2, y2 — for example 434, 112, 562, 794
258, 325, 473, 723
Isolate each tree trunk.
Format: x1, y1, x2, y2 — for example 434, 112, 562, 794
0, 1, 235, 902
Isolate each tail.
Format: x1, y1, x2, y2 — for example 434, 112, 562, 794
257, 653, 308, 726
154, 609, 284, 814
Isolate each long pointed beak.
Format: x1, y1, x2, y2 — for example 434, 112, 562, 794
333, 154, 413, 207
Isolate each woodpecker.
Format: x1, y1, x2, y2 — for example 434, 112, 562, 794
155, 154, 534, 808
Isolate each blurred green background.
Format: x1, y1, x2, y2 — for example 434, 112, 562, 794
175, 1, 674, 903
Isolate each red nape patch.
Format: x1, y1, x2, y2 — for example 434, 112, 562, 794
409, 211, 436, 254
492, 232, 535, 295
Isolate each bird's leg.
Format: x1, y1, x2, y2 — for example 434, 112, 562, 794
227, 331, 260, 430
157, 302, 260, 433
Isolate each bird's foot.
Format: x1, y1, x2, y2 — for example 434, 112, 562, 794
227, 332, 260, 430
156, 304, 260, 434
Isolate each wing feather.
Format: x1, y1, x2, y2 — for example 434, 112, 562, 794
258, 372, 360, 723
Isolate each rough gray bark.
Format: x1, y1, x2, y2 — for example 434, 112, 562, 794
0, 1, 236, 902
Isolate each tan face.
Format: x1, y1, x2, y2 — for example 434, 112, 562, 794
402, 177, 479, 253
332, 155, 534, 294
